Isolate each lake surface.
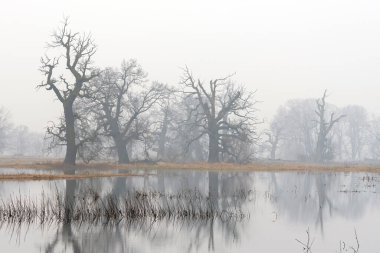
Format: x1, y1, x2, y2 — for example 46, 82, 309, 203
0, 169, 379, 252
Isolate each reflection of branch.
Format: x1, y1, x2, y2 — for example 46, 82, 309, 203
45, 228, 59, 253
208, 218, 215, 251
295, 227, 314, 253
350, 229, 360, 253
340, 229, 359, 253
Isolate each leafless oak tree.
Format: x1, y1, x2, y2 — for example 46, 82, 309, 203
265, 125, 283, 160
267, 99, 318, 161
89, 60, 168, 163
0, 107, 12, 153
180, 67, 258, 163
367, 116, 380, 159
341, 105, 369, 160
314, 90, 345, 162
264, 106, 289, 160
38, 18, 98, 165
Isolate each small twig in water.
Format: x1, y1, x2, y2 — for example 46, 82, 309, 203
295, 227, 314, 253
339, 229, 360, 253
349, 229, 359, 253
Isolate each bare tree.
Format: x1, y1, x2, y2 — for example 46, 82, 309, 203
265, 107, 287, 160
329, 115, 345, 161
180, 67, 258, 163
263, 99, 317, 161
43, 99, 103, 163
366, 116, 380, 160
0, 107, 12, 153
314, 90, 345, 162
265, 129, 282, 160
156, 104, 171, 160
74, 98, 105, 163
153, 93, 180, 161
157, 95, 208, 162
11, 125, 29, 155
89, 60, 168, 163
341, 105, 369, 160
38, 18, 98, 165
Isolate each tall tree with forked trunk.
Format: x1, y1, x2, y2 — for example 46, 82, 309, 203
314, 90, 345, 162
180, 67, 258, 163
38, 18, 98, 165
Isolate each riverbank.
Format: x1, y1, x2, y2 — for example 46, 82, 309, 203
0, 156, 380, 181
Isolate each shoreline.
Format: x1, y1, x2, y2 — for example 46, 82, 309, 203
0, 157, 380, 181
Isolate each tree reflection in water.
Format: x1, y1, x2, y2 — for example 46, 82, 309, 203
268, 171, 373, 236
0, 170, 375, 252
38, 170, 252, 253
45, 169, 81, 253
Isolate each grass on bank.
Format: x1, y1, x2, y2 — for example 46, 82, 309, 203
0, 156, 380, 181
0, 172, 143, 181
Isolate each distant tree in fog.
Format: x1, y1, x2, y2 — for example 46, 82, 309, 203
268, 92, 345, 162
314, 90, 345, 162
0, 111, 44, 157
157, 95, 209, 162
269, 99, 317, 161
38, 18, 98, 165
0, 107, 12, 153
340, 105, 369, 160
155, 101, 172, 161
264, 107, 286, 160
180, 67, 258, 163
88, 60, 168, 164
366, 117, 380, 159
8, 125, 44, 156
151, 92, 195, 162
12, 125, 29, 155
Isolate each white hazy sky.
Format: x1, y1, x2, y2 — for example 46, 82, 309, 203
0, 0, 379, 131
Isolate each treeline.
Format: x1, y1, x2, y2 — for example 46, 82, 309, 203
37, 19, 258, 165
0, 107, 44, 156
261, 94, 380, 162
3, 19, 378, 165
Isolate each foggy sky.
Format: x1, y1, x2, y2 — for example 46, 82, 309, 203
1, 0, 379, 132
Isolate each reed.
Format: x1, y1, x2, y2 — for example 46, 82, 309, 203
0, 189, 248, 225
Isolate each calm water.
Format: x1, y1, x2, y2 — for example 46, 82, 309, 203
0, 169, 379, 252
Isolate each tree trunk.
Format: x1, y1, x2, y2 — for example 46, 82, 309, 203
114, 137, 130, 164
109, 119, 130, 164
63, 103, 77, 165
315, 134, 325, 162
270, 137, 278, 160
208, 121, 219, 163
270, 146, 276, 160
157, 111, 168, 160
208, 135, 219, 162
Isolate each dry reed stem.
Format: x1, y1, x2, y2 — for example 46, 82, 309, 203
0, 189, 247, 225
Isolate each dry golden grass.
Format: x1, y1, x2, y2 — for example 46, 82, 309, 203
1, 160, 380, 172
139, 162, 380, 173
1, 156, 380, 181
